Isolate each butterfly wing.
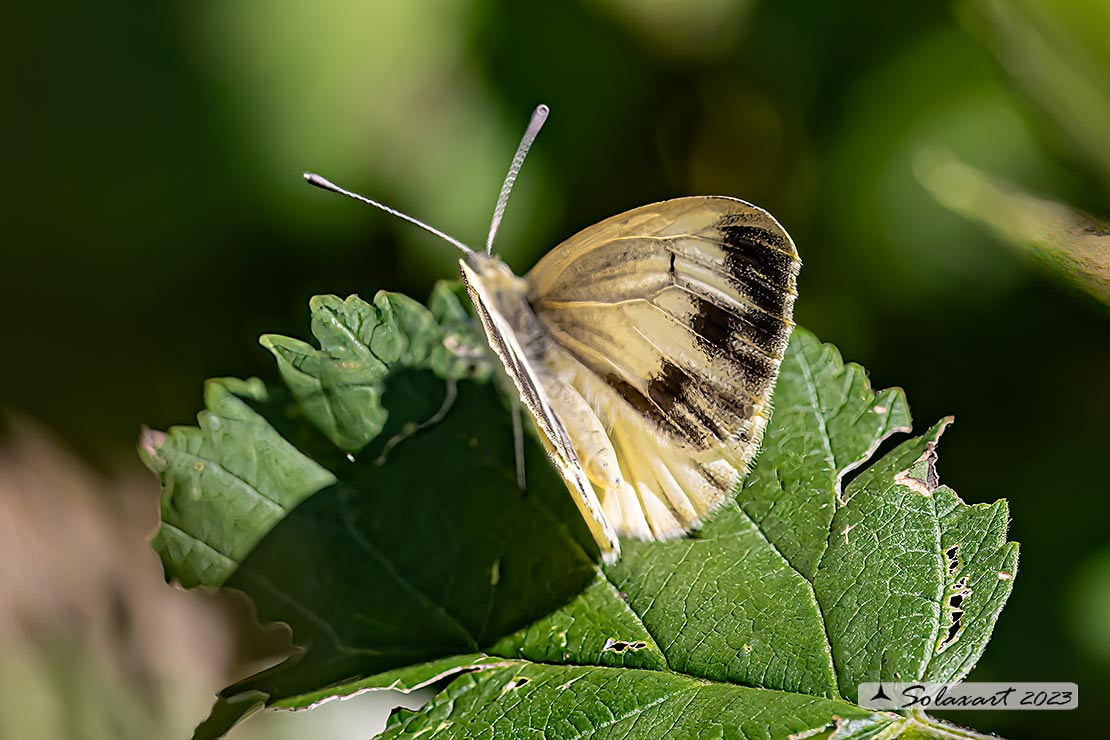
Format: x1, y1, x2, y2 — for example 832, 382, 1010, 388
460, 259, 621, 562
525, 196, 800, 539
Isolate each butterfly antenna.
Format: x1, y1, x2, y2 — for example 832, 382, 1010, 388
303, 173, 474, 256
485, 104, 550, 255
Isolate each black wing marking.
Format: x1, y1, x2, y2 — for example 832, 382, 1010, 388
528, 197, 799, 455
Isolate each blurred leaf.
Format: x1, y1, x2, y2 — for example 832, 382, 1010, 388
142, 295, 1018, 738
0, 422, 238, 740
1067, 548, 1110, 665
917, 149, 1110, 304
817, 28, 1065, 313
959, 0, 1110, 189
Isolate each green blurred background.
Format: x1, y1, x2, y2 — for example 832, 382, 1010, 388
2, 1, 1107, 738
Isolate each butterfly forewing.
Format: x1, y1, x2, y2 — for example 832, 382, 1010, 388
524, 197, 800, 539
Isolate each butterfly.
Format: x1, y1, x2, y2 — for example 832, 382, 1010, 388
305, 105, 799, 562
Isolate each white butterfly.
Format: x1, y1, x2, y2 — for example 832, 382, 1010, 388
306, 105, 799, 562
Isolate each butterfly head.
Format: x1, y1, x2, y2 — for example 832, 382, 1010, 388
459, 253, 535, 344
463, 251, 526, 288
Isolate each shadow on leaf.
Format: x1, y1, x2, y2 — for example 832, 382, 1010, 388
204, 371, 599, 735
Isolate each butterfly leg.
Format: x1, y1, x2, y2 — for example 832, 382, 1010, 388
511, 398, 527, 491
374, 377, 459, 466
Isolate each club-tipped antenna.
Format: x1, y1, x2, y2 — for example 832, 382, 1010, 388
303, 172, 474, 256
485, 104, 549, 255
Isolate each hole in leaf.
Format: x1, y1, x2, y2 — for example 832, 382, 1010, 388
937, 575, 971, 653
945, 544, 960, 577
603, 638, 649, 654
502, 676, 530, 692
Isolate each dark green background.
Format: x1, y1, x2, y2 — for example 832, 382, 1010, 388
3, 2, 1106, 738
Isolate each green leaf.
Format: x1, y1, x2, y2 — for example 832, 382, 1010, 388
138, 377, 336, 587
260, 282, 491, 452
141, 289, 1018, 740
739, 330, 912, 579
487, 574, 669, 671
